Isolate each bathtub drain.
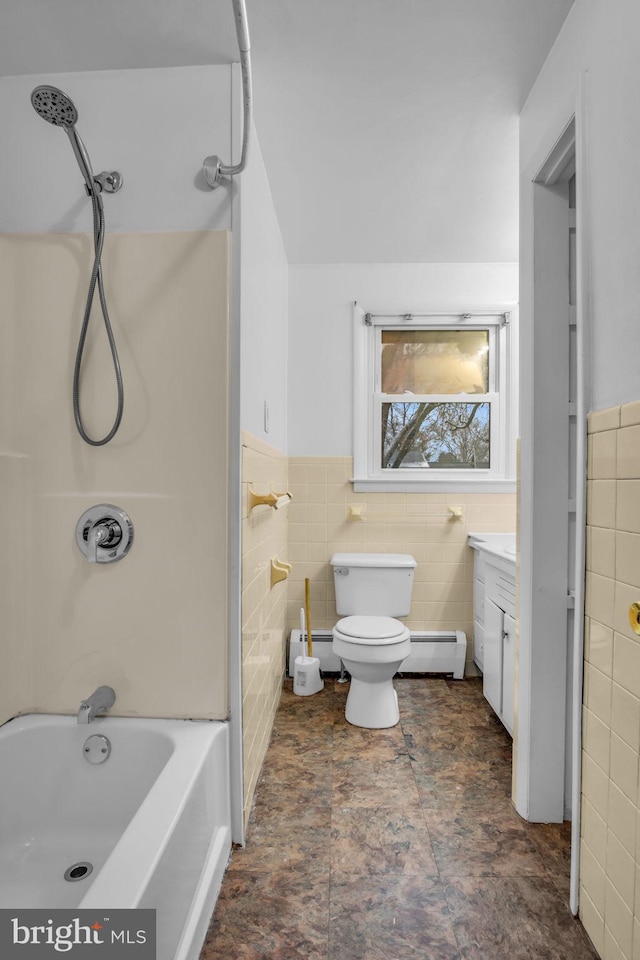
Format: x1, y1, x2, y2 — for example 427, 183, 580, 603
64, 862, 93, 882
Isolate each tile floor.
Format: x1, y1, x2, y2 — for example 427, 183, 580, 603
202, 677, 598, 960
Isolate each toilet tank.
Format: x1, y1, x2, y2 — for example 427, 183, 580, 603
331, 552, 416, 617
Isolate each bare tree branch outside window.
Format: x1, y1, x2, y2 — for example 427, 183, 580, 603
382, 402, 490, 469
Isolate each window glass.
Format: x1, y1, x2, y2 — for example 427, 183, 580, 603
381, 401, 490, 470
381, 329, 489, 395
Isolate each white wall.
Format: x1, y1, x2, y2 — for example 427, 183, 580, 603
0, 65, 232, 233
288, 263, 519, 456
521, 0, 640, 412
239, 123, 288, 452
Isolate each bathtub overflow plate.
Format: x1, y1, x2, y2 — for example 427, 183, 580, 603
83, 734, 111, 764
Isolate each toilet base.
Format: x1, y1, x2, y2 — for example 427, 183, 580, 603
345, 677, 400, 729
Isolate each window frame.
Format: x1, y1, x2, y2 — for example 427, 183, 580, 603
352, 303, 518, 493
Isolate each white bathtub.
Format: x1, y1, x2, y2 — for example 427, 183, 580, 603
0, 713, 231, 960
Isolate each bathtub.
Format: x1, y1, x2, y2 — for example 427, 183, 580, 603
0, 713, 231, 960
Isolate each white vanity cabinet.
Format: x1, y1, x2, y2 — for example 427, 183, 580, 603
469, 533, 516, 737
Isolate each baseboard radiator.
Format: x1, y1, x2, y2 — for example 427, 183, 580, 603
288, 629, 467, 680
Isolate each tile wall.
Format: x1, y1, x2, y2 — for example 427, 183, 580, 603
241, 432, 290, 826
580, 399, 640, 960
287, 457, 516, 672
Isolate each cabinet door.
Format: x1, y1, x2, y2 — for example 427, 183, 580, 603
483, 598, 503, 717
502, 613, 516, 736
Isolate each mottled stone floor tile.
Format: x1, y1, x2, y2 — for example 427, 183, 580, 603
328, 875, 459, 960
520, 820, 572, 895
331, 805, 438, 877
202, 867, 330, 960
332, 755, 421, 810
254, 750, 333, 817
429, 813, 547, 878
202, 678, 594, 960
276, 682, 340, 725
332, 723, 407, 763
227, 816, 332, 873
268, 720, 334, 754
444, 876, 599, 959
412, 758, 513, 820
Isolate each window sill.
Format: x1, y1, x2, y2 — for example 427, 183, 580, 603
351, 477, 517, 494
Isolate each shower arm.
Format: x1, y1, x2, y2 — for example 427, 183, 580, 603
203, 0, 252, 189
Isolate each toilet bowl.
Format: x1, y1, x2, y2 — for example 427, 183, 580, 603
330, 551, 416, 729
333, 615, 411, 728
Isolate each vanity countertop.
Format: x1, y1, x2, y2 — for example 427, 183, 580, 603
468, 531, 517, 566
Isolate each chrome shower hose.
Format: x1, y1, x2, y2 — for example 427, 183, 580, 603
73, 190, 124, 446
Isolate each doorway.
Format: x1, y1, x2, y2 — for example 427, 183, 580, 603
517, 115, 588, 912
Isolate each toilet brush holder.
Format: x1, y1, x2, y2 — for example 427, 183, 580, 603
293, 656, 324, 696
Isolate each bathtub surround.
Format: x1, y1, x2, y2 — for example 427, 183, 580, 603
0, 230, 230, 723
0, 65, 237, 728
580, 400, 640, 958
287, 456, 516, 674
241, 433, 289, 826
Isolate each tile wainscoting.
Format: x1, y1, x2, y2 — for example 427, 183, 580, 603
581, 399, 640, 959
287, 457, 516, 672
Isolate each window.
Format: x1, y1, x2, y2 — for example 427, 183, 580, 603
353, 305, 517, 492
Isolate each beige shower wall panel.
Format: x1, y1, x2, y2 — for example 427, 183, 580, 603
0, 454, 33, 722
241, 432, 289, 826
0, 230, 230, 723
287, 456, 516, 666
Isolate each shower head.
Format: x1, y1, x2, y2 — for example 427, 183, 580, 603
31, 84, 98, 196
30, 85, 123, 200
31, 85, 78, 128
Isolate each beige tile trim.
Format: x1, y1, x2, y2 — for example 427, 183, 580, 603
288, 456, 353, 465
621, 400, 640, 428
588, 407, 621, 434
242, 431, 287, 459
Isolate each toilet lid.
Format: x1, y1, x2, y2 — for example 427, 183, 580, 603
336, 615, 407, 642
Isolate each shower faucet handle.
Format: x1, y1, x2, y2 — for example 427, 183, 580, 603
93, 171, 123, 194
76, 504, 133, 564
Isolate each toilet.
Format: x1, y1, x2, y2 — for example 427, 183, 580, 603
330, 552, 416, 728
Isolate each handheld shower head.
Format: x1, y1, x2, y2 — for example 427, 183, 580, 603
31, 84, 99, 196
31, 85, 78, 128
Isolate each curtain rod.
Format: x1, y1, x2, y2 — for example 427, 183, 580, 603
203, 0, 252, 188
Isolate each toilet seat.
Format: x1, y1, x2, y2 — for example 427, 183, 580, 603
335, 615, 409, 645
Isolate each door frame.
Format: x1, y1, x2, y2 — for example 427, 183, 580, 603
517, 76, 590, 915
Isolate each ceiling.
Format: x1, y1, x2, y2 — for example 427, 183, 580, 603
2, 0, 574, 264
